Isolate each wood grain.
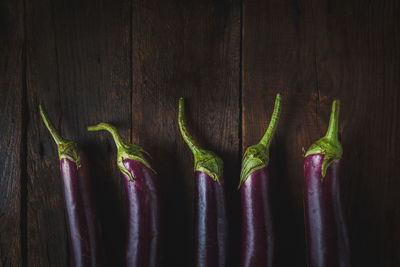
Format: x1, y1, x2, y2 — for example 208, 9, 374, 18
0, 0, 24, 265
131, 0, 240, 266
242, 0, 318, 266
26, 0, 131, 265
309, 1, 400, 266
53, 1, 131, 265
1, 0, 400, 265
242, 0, 400, 266
25, 0, 68, 265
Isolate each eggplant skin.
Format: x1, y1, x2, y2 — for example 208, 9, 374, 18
303, 154, 350, 267
122, 158, 161, 267
60, 155, 104, 267
240, 167, 274, 267
194, 171, 228, 267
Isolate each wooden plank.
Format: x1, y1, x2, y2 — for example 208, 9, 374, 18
242, 0, 319, 266
309, 0, 400, 266
54, 0, 131, 265
131, 0, 241, 265
25, 0, 68, 265
243, 0, 400, 266
0, 0, 24, 265
26, 0, 131, 265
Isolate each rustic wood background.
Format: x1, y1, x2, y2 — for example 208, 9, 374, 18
1, 0, 399, 266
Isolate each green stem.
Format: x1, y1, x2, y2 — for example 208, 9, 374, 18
325, 99, 340, 142
39, 104, 65, 146
88, 123, 127, 150
39, 104, 81, 167
178, 98, 200, 155
88, 122, 155, 181
259, 93, 282, 147
305, 99, 342, 180
178, 98, 223, 183
239, 93, 282, 188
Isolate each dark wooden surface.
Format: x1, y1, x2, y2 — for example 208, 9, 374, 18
0, 0, 399, 266
0, 0, 24, 265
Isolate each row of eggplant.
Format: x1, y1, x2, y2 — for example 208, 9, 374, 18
39, 93, 349, 267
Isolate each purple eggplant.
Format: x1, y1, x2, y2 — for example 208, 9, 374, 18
178, 98, 227, 267
239, 93, 282, 267
303, 100, 350, 267
88, 123, 160, 267
39, 105, 104, 267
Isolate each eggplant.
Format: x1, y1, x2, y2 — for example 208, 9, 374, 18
178, 98, 227, 267
239, 93, 281, 267
303, 100, 350, 267
39, 105, 104, 267
88, 123, 160, 267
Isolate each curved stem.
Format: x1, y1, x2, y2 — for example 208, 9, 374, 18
88, 122, 155, 180
39, 104, 65, 146
178, 97, 223, 182
259, 93, 282, 147
39, 104, 81, 166
178, 98, 201, 154
239, 93, 282, 188
325, 99, 340, 142
88, 123, 127, 150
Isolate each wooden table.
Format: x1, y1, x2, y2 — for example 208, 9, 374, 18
1, 0, 399, 266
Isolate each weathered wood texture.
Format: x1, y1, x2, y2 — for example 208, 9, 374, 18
0, 0, 399, 266
131, 0, 240, 265
26, 0, 131, 266
0, 0, 24, 266
26, 0, 68, 265
242, 0, 400, 267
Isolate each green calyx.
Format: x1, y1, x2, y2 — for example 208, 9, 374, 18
39, 105, 81, 167
305, 99, 343, 180
239, 93, 282, 188
87, 123, 155, 182
178, 98, 223, 183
